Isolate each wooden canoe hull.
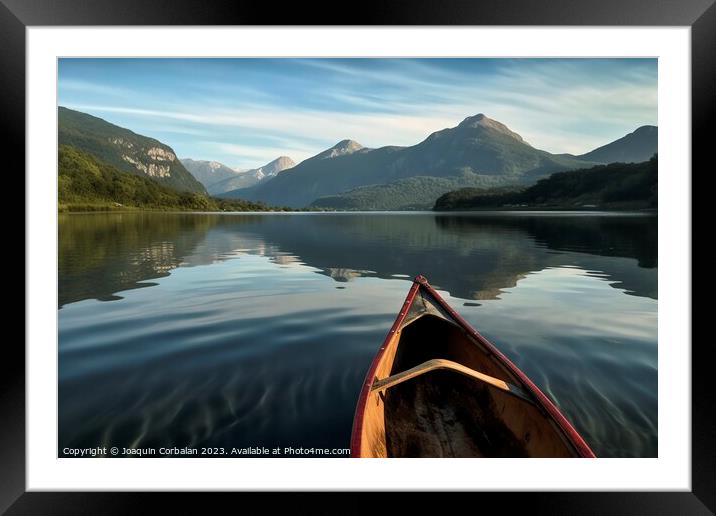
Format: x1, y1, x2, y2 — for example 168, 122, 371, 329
350, 275, 595, 458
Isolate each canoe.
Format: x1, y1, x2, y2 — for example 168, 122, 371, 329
350, 275, 595, 458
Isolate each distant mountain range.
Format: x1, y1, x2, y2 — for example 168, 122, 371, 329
221, 114, 657, 209
58, 106, 657, 211
180, 159, 240, 190
203, 156, 295, 194
59, 107, 206, 194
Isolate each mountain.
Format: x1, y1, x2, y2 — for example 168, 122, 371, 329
209, 156, 295, 194
576, 125, 657, 164
434, 155, 657, 211
58, 107, 206, 194
223, 114, 600, 208
181, 159, 240, 190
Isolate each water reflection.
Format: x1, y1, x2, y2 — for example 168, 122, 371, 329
59, 213, 219, 306
59, 212, 657, 307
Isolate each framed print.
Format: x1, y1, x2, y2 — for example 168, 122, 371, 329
5, 0, 711, 513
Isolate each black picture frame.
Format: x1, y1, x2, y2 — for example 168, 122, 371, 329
4, 0, 710, 513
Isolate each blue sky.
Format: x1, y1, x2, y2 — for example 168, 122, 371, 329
58, 58, 657, 169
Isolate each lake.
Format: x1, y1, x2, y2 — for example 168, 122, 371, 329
58, 211, 657, 458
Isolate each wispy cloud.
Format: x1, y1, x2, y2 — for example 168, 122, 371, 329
58, 58, 657, 167
64, 102, 457, 156
59, 79, 134, 98
216, 143, 316, 164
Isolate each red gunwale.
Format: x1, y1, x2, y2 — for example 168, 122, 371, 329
349, 280, 421, 457
350, 275, 596, 458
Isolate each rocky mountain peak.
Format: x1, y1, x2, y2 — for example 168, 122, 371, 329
458, 114, 527, 144
317, 139, 365, 159
258, 156, 295, 175
270, 156, 296, 169
336, 139, 363, 149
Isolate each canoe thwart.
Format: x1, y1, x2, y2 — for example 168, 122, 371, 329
370, 358, 534, 403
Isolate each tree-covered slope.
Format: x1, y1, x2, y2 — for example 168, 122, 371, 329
434, 156, 657, 211
58, 145, 278, 212
309, 174, 518, 211
59, 107, 206, 194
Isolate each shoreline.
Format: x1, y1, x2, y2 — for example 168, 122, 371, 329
431, 206, 658, 213
59, 207, 658, 216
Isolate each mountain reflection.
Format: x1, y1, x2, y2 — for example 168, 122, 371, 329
59, 212, 657, 308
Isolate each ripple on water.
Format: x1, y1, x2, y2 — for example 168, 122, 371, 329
59, 213, 657, 457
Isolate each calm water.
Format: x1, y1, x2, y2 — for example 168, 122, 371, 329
58, 212, 657, 457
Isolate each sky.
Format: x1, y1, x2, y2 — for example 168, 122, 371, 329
58, 58, 657, 170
